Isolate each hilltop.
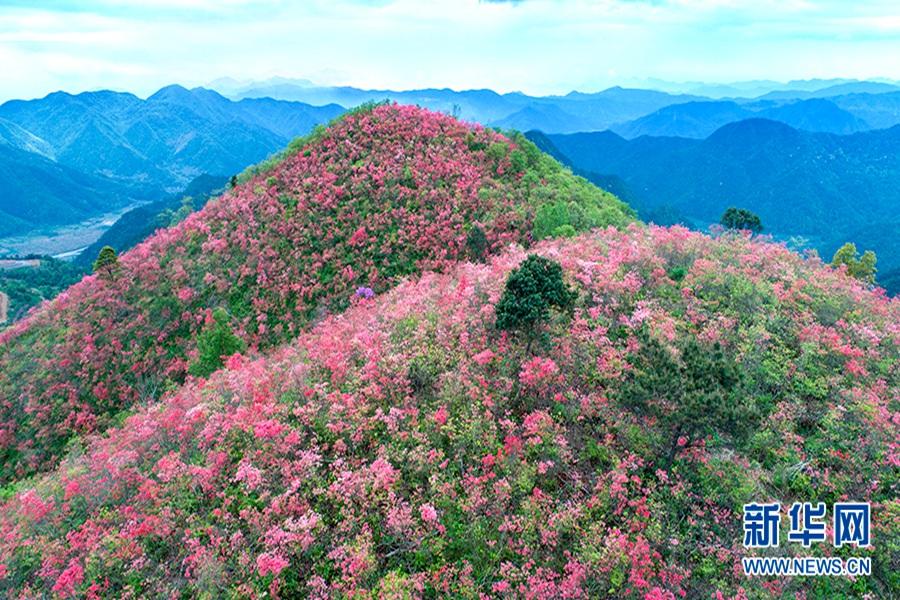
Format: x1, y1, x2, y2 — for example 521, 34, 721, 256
0, 226, 895, 598
0, 104, 632, 482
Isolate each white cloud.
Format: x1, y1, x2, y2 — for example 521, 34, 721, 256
0, 0, 898, 101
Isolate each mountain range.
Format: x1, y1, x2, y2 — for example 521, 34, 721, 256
536, 119, 900, 277
214, 77, 900, 135
0, 86, 343, 235
0, 104, 895, 598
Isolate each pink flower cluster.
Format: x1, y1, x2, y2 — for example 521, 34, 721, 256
0, 225, 893, 598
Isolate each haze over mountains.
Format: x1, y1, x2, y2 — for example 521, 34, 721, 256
1, 77, 899, 294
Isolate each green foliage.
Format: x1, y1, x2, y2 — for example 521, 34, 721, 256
500, 131, 635, 240
831, 242, 877, 284
495, 255, 574, 336
157, 196, 194, 228
92, 246, 119, 277
720, 207, 763, 233
621, 334, 755, 469
465, 225, 489, 262
0, 257, 83, 324
188, 308, 246, 378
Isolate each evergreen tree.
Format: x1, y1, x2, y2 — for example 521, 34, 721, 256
621, 334, 754, 470
189, 308, 246, 378
495, 255, 574, 349
465, 225, 489, 262
720, 207, 763, 234
92, 246, 119, 278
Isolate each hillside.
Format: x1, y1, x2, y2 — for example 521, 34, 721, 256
540, 121, 900, 278
0, 226, 895, 598
0, 104, 632, 483
0, 144, 135, 236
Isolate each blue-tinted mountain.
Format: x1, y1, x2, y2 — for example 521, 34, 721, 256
613, 98, 870, 138
537, 120, 900, 278
759, 81, 900, 100
223, 82, 704, 132
759, 98, 869, 134
612, 101, 754, 138
0, 144, 131, 236
830, 92, 900, 130
0, 86, 343, 193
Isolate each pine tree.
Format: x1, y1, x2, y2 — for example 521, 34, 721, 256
495, 255, 574, 350
189, 308, 246, 378
720, 207, 763, 234
621, 334, 754, 470
92, 246, 119, 278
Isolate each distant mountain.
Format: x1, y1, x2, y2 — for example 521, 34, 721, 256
0, 86, 344, 193
75, 174, 229, 267
612, 98, 870, 139
0, 118, 55, 158
758, 98, 869, 134
217, 82, 704, 132
0, 144, 132, 236
830, 92, 900, 130
612, 101, 754, 138
539, 120, 900, 273
758, 81, 900, 100
491, 103, 587, 133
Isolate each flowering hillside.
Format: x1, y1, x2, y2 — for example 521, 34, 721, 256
0, 104, 632, 482
0, 226, 895, 598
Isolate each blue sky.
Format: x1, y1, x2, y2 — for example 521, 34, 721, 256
1, 0, 899, 101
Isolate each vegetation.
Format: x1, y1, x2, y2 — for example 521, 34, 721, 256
0, 104, 633, 483
188, 307, 245, 377
720, 206, 763, 233
0, 227, 894, 598
495, 255, 574, 344
0, 104, 896, 599
621, 334, 753, 470
0, 258, 83, 323
91, 246, 119, 277
831, 242, 878, 284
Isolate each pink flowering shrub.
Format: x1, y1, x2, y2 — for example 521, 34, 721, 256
0, 226, 895, 598
0, 104, 631, 482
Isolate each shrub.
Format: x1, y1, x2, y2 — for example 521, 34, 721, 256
720, 207, 763, 233
495, 255, 574, 343
465, 225, 489, 262
831, 242, 877, 284
188, 308, 246, 378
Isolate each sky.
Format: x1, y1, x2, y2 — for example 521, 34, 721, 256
1, 0, 900, 101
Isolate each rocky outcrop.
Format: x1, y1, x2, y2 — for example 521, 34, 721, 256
0, 291, 8, 324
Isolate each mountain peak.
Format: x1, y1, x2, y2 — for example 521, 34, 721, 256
0, 102, 633, 483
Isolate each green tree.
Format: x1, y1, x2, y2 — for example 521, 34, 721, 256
92, 246, 119, 278
621, 334, 754, 470
465, 225, 489, 263
495, 255, 575, 350
831, 243, 877, 284
189, 308, 246, 378
720, 207, 763, 234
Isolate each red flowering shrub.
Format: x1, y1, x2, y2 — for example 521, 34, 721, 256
0, 104, 631, 482
0, 226, 895, 598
